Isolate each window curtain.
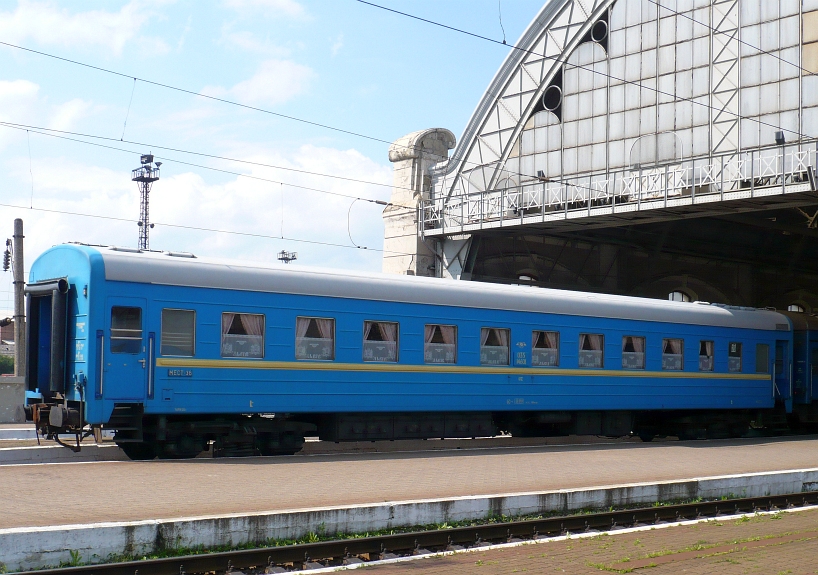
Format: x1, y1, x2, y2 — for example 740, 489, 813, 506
240, 314, 263, 336
316, 318, 334, 340
544, 331, 557, 349
496, 329, 509, 348
364, 321, 374, 341
424, 325, 436, 343
665, 339, 682, 354
622, 337, 633, 352
701, 341, 714, 356
379, 322, 397, 342
632, 337, 645, 353
296, 317, 310, 338
439, 325, 456, 345
480, 328, 490, 346
582, 334, 603, 351
222, 313, 235, 336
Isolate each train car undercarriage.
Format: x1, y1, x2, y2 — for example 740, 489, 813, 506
26, 402, 816, 460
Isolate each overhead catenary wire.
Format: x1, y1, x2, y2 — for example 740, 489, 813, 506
2, 3, 810, 206
3, 22, 791, 198
0, 26, 787, 190
0, 38, 535, 186
120, 77, 137, 141
0, 122, 414, 211
0, 119, 610, 201
0, 120, 404, 195
0, 200, 418, 257
354, 0, 816, 142
0, 39, 399, 149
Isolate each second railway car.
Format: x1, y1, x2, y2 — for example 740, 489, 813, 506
23, 243, 817, 459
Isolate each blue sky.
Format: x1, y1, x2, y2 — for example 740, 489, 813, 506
0, 0, 545, 313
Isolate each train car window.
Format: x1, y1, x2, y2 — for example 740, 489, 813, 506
111, 306, 142, 354
532, 331, 559, 366
424, 324, 457, 364
579, 334, 604, 368
728, 342, 742, 372
221, 313, 264, 359
662, 339, 684, 370
755, 344, 770, 373
480, 328, 510, 366
296, 317, 335, 360
699, 341, 714, 371
363, 321, 398, 362
622, 336, 645, 369
161, 309, 195, 357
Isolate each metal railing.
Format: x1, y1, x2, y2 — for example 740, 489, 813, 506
423, 140, 818, 236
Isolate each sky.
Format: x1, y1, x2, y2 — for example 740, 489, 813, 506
0, 0, 546, 315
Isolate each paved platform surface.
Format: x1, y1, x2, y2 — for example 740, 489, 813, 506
361, 508, 818, 575
2, 436, 818, 530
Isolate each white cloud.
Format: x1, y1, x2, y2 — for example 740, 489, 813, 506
0, 80, 100, 149
1, 144, 393, 278
330, 34, 343, 57
203, 59, 315, 106
49, 98, 94, 131
0, 0, 167, 55
223, 0, 306, 19
220, 30, 291, 57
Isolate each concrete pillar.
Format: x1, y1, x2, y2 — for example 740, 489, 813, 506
12, 219, 24, 378
382, 129, 455, 276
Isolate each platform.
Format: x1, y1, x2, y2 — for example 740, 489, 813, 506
2, 436, 818, 529
2, 437, 818, 570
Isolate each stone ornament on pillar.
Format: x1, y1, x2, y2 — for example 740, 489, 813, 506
382, 128, 455, 276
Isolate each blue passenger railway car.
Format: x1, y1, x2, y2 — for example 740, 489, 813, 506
23, 243, 818, 459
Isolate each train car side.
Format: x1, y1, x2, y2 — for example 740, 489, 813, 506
23, 245, 806, 459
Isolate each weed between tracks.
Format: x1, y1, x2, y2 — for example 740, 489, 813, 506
32, 493, 763, 572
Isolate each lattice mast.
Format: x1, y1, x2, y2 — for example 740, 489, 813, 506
131, 154, 161, 250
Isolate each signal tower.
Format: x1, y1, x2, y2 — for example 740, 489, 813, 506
131, 154, 161, 250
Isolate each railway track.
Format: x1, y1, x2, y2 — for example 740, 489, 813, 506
22, 491, 818, 575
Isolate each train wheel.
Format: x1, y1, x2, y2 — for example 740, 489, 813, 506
257, 431, 304, 456
156, 434, 204, 459
117, 441, 156, 461
638, 433, 655, 443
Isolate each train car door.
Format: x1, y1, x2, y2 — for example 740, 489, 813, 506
811, 343, 818, 402
103, 297, 147, 400
774, 340, 792, 409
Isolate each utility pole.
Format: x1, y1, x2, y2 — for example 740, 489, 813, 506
132, 154, 161, 250
12, 219, 24, 378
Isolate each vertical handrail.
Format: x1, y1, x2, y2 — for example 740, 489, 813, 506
147, 332, 155, 400
96, 330, 104, 399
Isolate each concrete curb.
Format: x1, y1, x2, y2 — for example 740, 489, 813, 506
0, 444, 127, 465
2, 468, 817, 572
0, 428, 36, 440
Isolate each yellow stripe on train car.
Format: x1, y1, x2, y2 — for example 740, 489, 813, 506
156, 357, 771, 381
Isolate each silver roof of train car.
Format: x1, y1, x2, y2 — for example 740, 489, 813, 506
92, 245, 787, 331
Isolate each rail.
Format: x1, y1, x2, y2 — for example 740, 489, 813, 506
26, 491, 818, 575
423, 140, 818, 236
